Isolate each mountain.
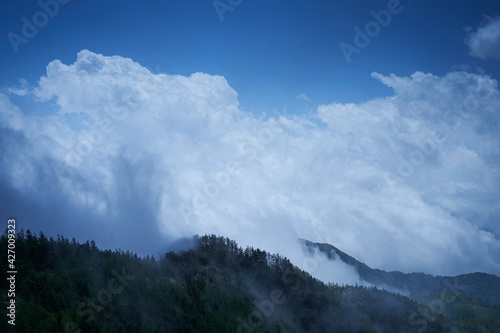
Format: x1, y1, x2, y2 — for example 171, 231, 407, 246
303, 239, 500, 330
302, 239, 500, 306
1, 230, 499, 332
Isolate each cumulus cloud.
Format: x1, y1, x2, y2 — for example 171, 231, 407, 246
465, 16, 500, 61
1, 50, 500, 282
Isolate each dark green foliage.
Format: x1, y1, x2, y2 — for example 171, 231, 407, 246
0, 231, 497, 332
305, 239, 500, 307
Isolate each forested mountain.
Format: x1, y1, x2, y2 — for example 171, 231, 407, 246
1, 230, 499, 332
304, 240, 500, 331
304, 240, 500, 305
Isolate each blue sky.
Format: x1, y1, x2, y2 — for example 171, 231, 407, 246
2, 0, 500, 113
1, 0, 500, 281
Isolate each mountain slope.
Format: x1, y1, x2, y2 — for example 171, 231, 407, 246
303, 239, 500, 331
1, 230, 452, 333
302, 239, 500, 307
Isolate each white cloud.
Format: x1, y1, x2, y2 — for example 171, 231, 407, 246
1, 50, 500, 281
6, 78, 29, 96
297, 93, 313, 103
465, 16, 500, 61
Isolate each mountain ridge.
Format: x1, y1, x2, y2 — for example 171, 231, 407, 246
301, 239, 500, 308
1, 230, 499, 332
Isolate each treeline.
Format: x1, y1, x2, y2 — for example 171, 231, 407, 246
307, 240, 500, 331
0, 230, 493, 332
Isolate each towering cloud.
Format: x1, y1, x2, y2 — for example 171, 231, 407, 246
1, 51, 499, 281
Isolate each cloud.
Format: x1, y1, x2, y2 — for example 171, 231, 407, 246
1, 50, 500, 281
297, 93, 313, 103
6, 79, 29, 96
465, 16, 500, 61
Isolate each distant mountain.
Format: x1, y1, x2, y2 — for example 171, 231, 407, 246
303, 239, 500, 329
302, 240, 500, 307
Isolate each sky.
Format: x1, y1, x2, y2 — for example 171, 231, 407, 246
1, 0, 500, 282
